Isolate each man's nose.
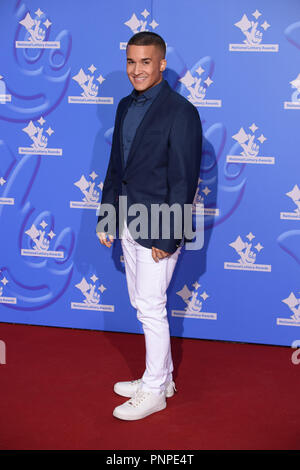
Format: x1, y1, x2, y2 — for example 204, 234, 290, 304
133, 63, 143, 75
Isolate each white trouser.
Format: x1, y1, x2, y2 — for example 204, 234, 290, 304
120, 219, 181, 395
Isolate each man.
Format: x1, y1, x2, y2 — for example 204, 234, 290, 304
96, 31, 202, 421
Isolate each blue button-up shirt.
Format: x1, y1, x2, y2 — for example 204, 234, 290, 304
122, 79, 164, 168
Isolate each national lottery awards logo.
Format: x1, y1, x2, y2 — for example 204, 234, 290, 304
0, 177, 14, 206
284, 73, 300, 110
0, 276, 17, 305
179, 67, 221, 108
71, 274, 114, 312
229, 10, 278, 52
15, 8, 60, 49
280, 185, 300, 220
171, 281, 217, 320
192, 178, 219, 217
70, 172, 102, 210
224, 232, 271, 272
277, 291, 300, 327
226, 123, 274, 165
18, 117, 62, 156
0, 75, 11, 103
68, 65, 113, 105
120, 9, 159, 50
21, 220, 64, 259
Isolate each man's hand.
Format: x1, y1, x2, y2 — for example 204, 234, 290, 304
97, 231, 114, 248
152, 246, 171, 262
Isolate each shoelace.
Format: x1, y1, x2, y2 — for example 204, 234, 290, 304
128, 389, 151, 408
129, 379, 177, 393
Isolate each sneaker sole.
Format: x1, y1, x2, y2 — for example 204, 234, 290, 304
114, 384, 175, 398
112, 401, 167, 420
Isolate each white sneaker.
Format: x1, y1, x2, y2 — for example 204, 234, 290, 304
114, 378, 177, 398
113, 389, 167, 421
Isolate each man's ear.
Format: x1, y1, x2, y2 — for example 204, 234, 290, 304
160, 59, 167, 72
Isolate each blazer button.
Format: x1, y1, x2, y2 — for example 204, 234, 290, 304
122, 179, 127, 184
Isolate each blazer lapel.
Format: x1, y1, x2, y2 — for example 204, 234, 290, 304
118, 96, 133, 171
122, 80, 171, 172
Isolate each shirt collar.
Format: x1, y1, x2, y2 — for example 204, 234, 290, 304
131, 79, 165, 102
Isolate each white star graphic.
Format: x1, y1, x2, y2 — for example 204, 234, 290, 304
290, 74, 300, 90
40, 220, 48, 229
196, 66, 205, 76
89, 171, 98, 181
124, 14, 140, 32
286, 185, 300, 202
43, 19, 52, 28
202, 186, 211, 196
192, 281, 201, 290
96, 74, 105, 85
255, 242, 264, 252
252, 10, 262, 20
141, 9, 150, 19
200, 291, 209, 301
48, 230, 56, 239
149, 19, 159, 29
282, 292, 299, 309
88, 64, 97, 74
204, 77, 213, 87
1, 277, 9, 286
90, 274, 98, 284
257, 134, 267, 144
98, 284, 107, 293
246, 232, 255, 241
35, 8, 44, 17
46, 127, 54, 136
0, 177, 6, 186
249, 123, 258, 133
261, 21, 270, 31
37, 116, 46, 126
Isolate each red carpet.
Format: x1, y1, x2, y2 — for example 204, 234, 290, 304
0, 322, 299, 450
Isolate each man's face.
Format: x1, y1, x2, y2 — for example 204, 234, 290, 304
126, 44, 167, 94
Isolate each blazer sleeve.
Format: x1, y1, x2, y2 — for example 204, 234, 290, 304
154, 103, 202, 253
96, 102, 122, 234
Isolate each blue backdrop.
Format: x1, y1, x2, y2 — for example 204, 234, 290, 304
1, 0, 300, 346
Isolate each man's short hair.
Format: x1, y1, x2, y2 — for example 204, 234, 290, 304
127, 31, 166, 58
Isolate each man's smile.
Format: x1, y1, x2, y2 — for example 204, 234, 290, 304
132, 76, 148, 82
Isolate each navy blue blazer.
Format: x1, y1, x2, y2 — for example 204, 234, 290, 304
97, 79, 202, 254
